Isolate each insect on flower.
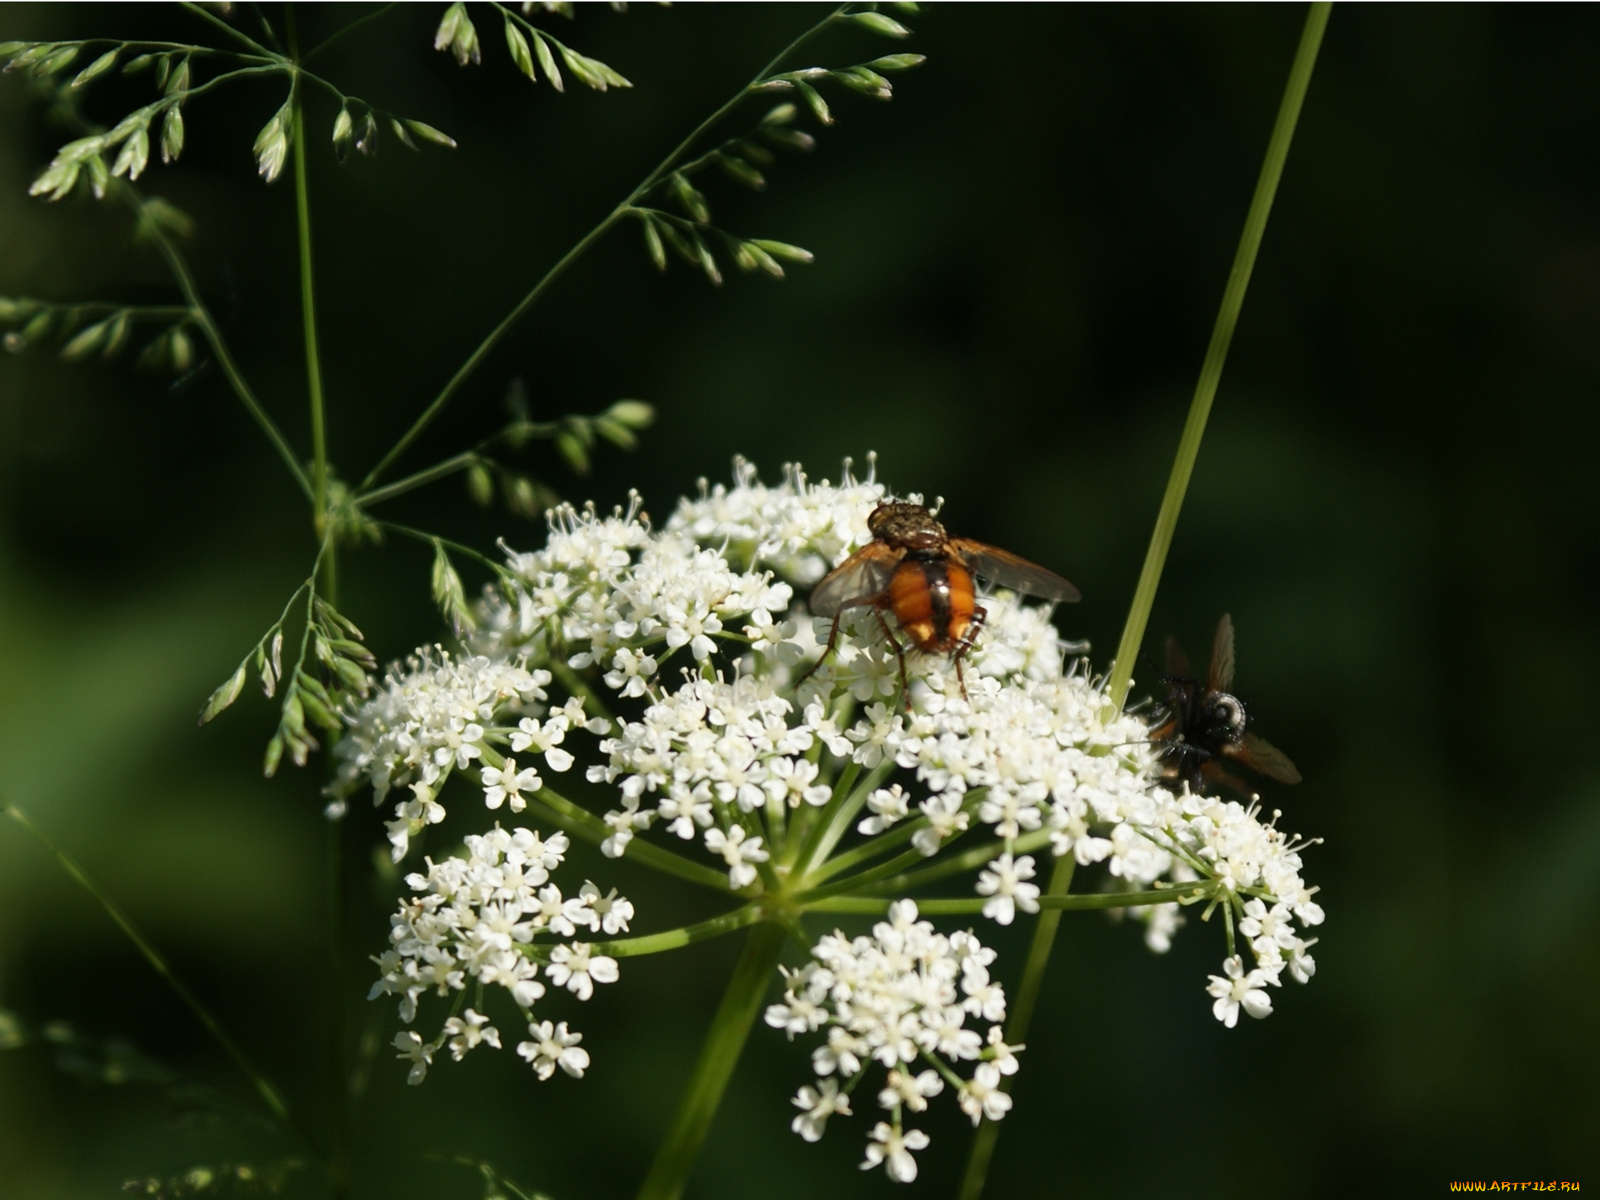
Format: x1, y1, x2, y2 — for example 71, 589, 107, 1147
1152, 613, 1301, 795
801, 501, 1080, 707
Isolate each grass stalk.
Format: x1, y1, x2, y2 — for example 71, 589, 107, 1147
1105, 1, 1332, 711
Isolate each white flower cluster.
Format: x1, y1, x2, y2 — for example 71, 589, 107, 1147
766, 901, 1020, 1183
370, 823, 630, 1084
338, 454, 1323, 1102
331, 647, 604, 860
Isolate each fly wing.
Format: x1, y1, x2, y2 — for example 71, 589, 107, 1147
949, 539, 1081, 602
808, 543, 900, 617
1225, 732, 1302, 784
1164, 634, 1192, 679
1209, 613, 1236, 694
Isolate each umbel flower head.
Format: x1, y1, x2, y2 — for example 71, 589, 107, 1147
337, 457, 1322, 1142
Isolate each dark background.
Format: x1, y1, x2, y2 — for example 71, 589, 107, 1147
2, 4, 1597, 1197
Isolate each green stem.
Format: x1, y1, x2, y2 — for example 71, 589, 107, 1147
801, 882, 1207, 915
1104, 1, 1331, 711
357, 5, 850, 493
796, 759, 895, 878
592, 904, 763, 958
301, 3, 398, 65
850, 829, 1051, 896
637, 922, 786, 1200
287, 24, 329, 541
180, 0, 275, 55
527, 786, 733, 893
114, 183, 312, 500
957, 855, 1074, 1200
2, 802, 323, 1159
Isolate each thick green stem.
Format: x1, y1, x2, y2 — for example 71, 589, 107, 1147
957, 855, 1074, 1200
637, 922, 786, 1200
1105, 2, 1332, 711
801, 881, 1208, 915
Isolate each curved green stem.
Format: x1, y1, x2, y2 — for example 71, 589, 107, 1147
114, 183, 311, 500
180, 0, 275, 56
357, 4, 851, 493
637, 922, 786, 1200
2, 802, 323, 1159
1105, 1, 1332, 711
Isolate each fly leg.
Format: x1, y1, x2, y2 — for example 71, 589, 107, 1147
875, 610, 912, 712
951, 604, 987, 702
795, 615, 844, 689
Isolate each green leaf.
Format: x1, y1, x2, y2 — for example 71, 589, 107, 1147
642, 215, 666, 271
101, 310, 130, 357
556, 43, 631, 91
795, 80, 832, 125
168, 326, 195, 373
834, 66, 892, 99
160, 107, 184, 164
865, 53, 927, 71
849, 12, 912, 37
555, 429, 590, 475
669, 173, 710, 224
467, 461, 495, 506
717, 154, 765, 190
592, 416, 636, 450
752, 239, 815, 265
332, 105, 353, 162
59, 319, 110, 361
504, 18, 536, 80
253, 103, 291, 183
530, 30, 562, 92
262, 735, 284, 777
604, 399, 655, 430
71, 49, 119, 89
693, 234, 722, 286
404, 119, 457, 149
112, 128, 151, 180
200, 664, 248, 724
738, 242, 785, 278
36, 45, 80, 77
165, 57, 190, 96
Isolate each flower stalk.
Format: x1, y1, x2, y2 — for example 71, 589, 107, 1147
637, 922, 788, 1200
1105, 0, 1333, 711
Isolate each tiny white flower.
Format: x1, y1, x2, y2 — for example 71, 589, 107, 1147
481, 757, 541, 812
957, 1062, 1011, 1126
1206, 954, 1281, 1027
517, 1020, 590, 1080
443, 1008, 501, 1061
878, 1068, 944, 1114
861, 1122, 929, 1183
546, 942, 619, 1001
975, 853, 1040, 926
703, 823, 769, 889
791, 1078, 852, 1143
393, 1030, 434, 1085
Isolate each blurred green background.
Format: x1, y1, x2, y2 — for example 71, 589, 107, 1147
2, 3, 1597, 1197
